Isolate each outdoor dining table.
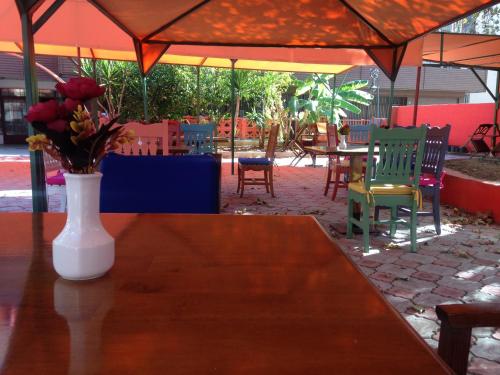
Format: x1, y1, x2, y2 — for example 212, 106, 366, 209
303, 145, 379, 233
0, 213, 451, 374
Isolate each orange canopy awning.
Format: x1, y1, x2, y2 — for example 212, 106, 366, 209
93, 0, 495, 78
1, 0, 496, 77
423, 32, 500, 70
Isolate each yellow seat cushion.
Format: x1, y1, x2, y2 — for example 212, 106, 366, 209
348, 181, 422, 208
348, 181, 413, 195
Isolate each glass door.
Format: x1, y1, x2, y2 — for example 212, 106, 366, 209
1, 98, 28, 144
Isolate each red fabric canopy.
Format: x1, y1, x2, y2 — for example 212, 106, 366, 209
2, 0, 496, 77
93, 0, 495, 77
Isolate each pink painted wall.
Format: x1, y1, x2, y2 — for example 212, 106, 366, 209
392, 103, 499, 148
441, 171, 500, 223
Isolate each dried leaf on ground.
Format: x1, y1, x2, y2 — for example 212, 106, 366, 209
409, 304, 426, 314
384, 242, 401, 250
251, 198, 270, 206
300, 209, 326, 216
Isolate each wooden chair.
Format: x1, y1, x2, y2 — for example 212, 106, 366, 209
118, 122, 169, 156
181, 123, 215, 154
290, 123, 322, 166
164, 120, 180, 147
463, 123, 493, 153
347, 126, 427, 252
375, 125, 451, 235
237, 124, 279, 197
324, 124, 350, 200
436, 303, 500, 375
43, 152, 66, 212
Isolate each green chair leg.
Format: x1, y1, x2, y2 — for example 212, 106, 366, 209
347, 196, 354, 239
361, 200, 370, 253
410, 202, 418, 252
390, 206, 398, 237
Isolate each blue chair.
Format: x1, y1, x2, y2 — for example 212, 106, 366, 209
181, 123, 215, 154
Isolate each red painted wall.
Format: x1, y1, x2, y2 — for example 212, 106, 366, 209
441, 171, 500, 223
392, 103, 499, 148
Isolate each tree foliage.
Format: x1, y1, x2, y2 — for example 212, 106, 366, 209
289, 74, 373, 126
81, 60, 292, 124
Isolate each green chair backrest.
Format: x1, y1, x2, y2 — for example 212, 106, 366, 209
364, 126, 427, 189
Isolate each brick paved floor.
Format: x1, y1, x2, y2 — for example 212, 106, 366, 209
1, 153, 499, 374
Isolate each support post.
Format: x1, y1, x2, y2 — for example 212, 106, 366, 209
330, 74, 336, 124
142, 75, 149, 122
196, 66, 201, 117
230, 59, 237, 175
387, 80, 395, 127
493, 71, 499, 150
19, 4, 48, 212
412, 66, 422, 126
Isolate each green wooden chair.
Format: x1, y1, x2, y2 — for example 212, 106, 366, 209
347, 126, 427, 253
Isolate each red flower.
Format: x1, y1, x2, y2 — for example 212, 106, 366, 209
47, 119, 67, 133
63, 98, 81, 113
56, 77, 105, 101
26, 100, 59, 123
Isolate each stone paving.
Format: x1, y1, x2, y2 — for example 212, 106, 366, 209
1, 150, 499, 374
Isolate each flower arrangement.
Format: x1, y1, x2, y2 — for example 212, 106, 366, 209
338, 123, 350, 136
26, 77, 134, 174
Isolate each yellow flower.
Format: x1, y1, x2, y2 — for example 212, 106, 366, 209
26, 134, 50, 151
71, 105, 95, 135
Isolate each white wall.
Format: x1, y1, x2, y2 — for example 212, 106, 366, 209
469, 70, 497, 104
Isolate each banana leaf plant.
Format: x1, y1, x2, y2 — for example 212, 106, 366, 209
288, 74, 374, 128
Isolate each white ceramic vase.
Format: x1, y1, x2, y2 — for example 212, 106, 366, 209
339, 134, 347, 149
53, 173, 114, 280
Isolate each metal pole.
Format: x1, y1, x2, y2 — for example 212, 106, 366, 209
330, 74, 336, 124
412, 66, 422, 126
230, 59, 237, 175
142, 75, 149, 122
493, 71, 500, 150
387, 80, 395, 127
196, 66, 201, 117
20, 7, 48, 212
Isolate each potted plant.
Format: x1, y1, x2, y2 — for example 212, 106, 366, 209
26, 77, 135, 280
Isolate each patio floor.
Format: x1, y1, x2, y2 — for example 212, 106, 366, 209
0, 149, 499, 374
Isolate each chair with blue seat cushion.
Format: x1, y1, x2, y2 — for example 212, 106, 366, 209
181, 123, 215, 154
238, 158, 272, 165
237, 124, 279, 197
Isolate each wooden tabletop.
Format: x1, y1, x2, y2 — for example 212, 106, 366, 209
304, 145, 379, 156
0, 213, 450, 374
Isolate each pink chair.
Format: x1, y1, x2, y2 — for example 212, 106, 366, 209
117, 122, 169, 156
43, 153, 66, 211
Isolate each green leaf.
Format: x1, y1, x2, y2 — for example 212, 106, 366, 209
338, 80, 369, 92
339, 91, 373, 105
335, 98, 362, 114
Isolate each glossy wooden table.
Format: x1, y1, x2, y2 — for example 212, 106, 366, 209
0, 213, 450, 374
